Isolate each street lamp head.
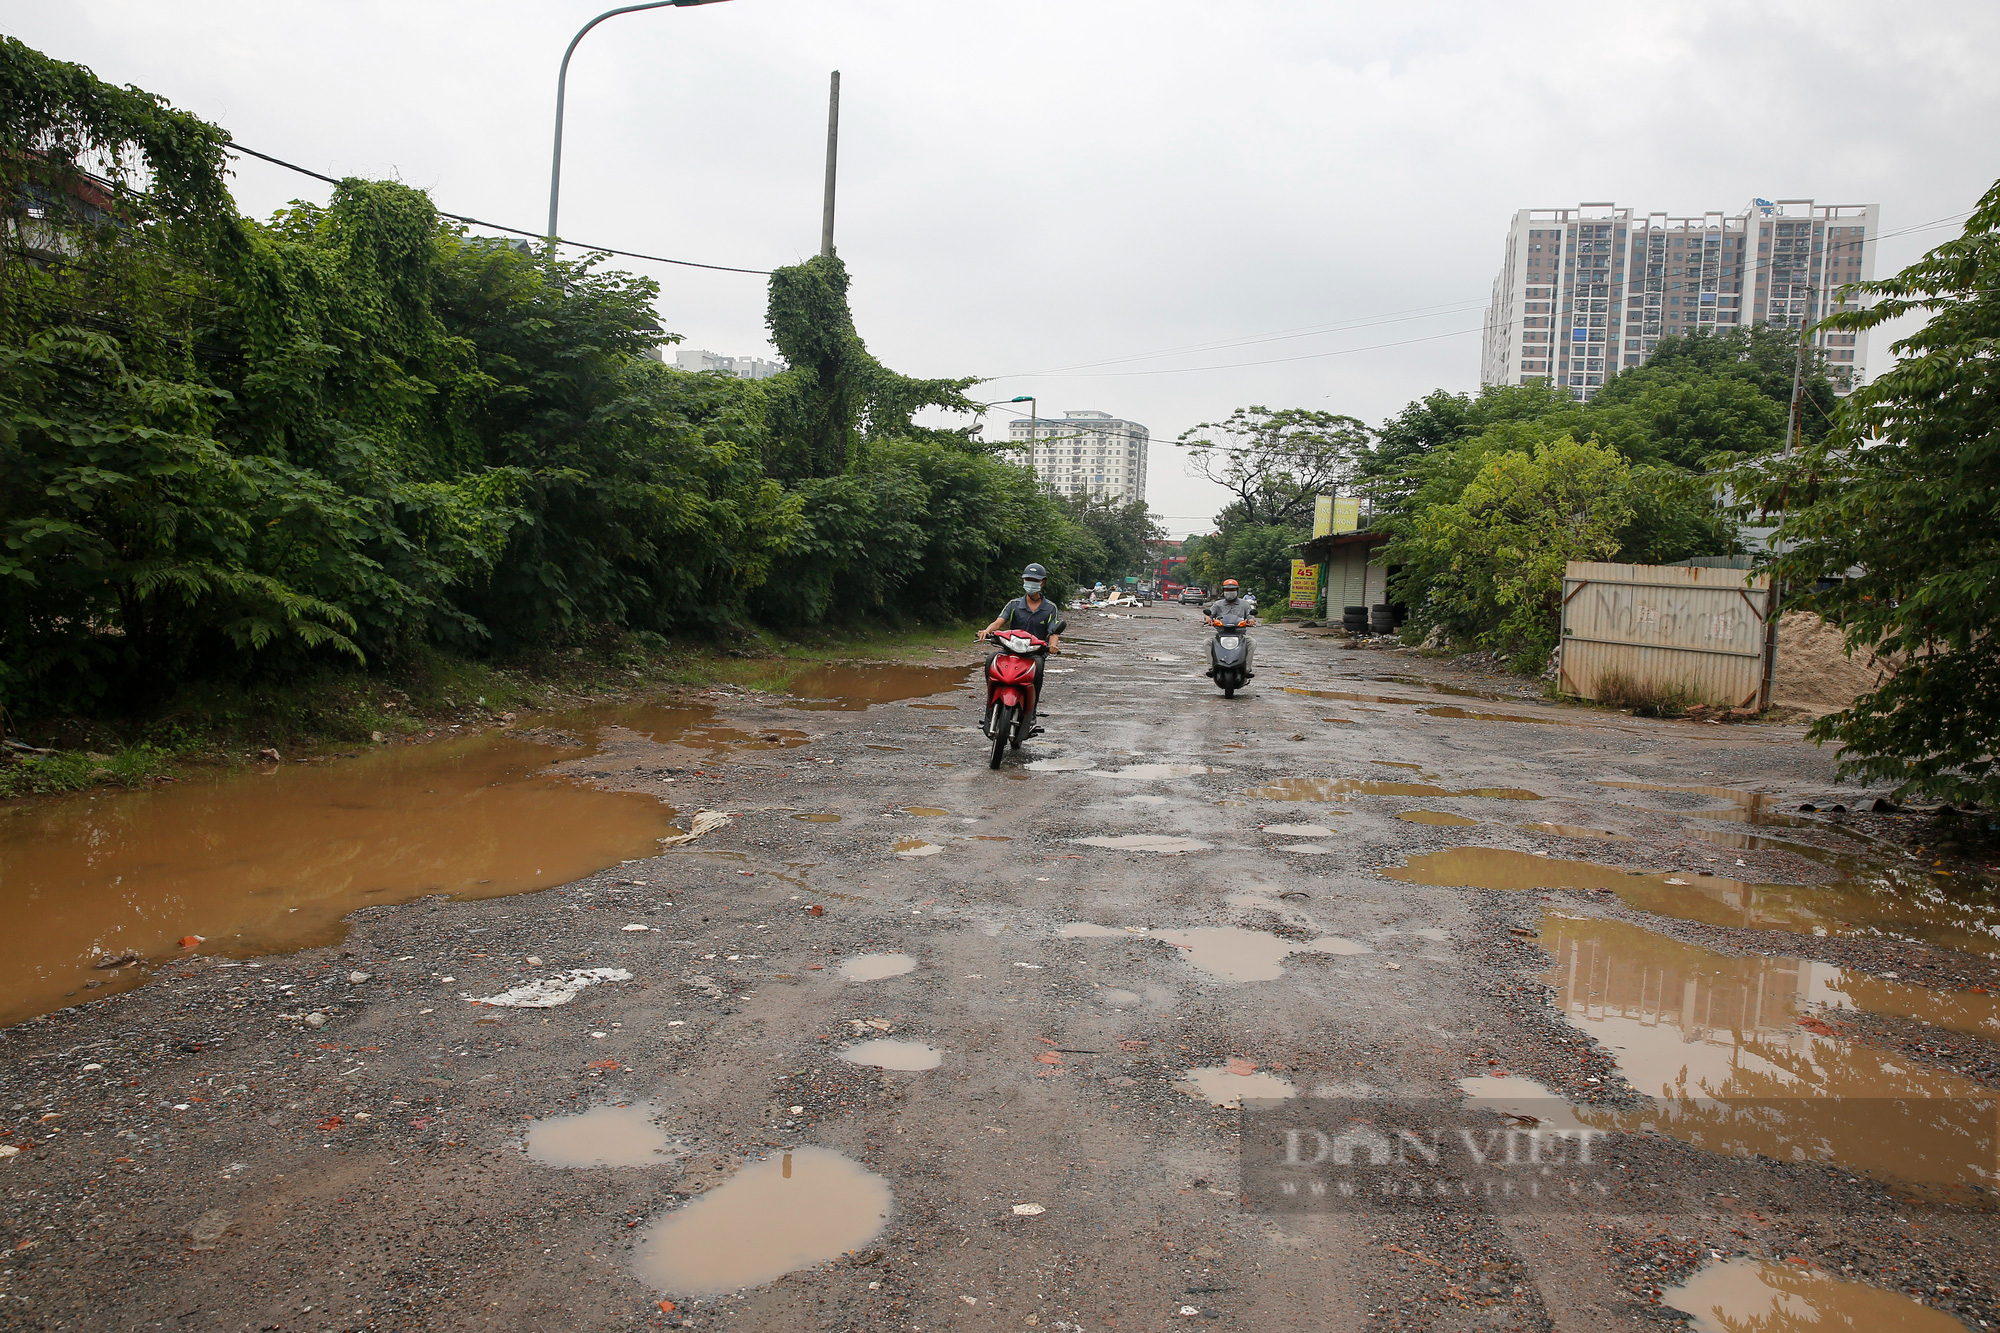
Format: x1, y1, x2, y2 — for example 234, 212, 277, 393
1008, 396, 1033, 403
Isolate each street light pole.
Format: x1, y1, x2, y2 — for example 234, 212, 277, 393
547, 0, 732, 245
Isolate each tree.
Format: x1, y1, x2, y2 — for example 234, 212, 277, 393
1049, 493, 1164, 586
1756, 178, 2000, 806
1389, 434, 1632, 666
1176, 406, 1371, 527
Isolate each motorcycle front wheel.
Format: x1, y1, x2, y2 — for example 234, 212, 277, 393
989, 704, 1015, 769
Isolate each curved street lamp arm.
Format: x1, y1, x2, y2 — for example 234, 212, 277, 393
547, 0, 730, 242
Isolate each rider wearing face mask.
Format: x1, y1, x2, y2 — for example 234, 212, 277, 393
978, 564, 1062, 730
1206, 578, 1256, 630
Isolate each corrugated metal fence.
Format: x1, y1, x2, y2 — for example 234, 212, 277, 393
1559, 561, 1774, 708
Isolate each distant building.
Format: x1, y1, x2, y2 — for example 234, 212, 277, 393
1007, 409, 1149, 504
673, 349, 786, 380
1481, 199, 1879, 401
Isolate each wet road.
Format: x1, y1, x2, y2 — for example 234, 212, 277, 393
4, 609, 1997, 1332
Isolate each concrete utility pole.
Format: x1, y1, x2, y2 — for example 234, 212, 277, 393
820, 71, 840, 257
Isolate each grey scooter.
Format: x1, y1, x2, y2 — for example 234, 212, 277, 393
1207, 624, 1253, 697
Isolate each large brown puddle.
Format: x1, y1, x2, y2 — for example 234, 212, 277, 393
1662, 1257, 1968, 1332
0, 731, 680, 1026
1247, 777, 1541, 802
1538, 913, 1998, 1191
633, 1147, 892, 1296
770, 663, 972, 710
1383, 847, 2000, 955
1597, 781, 1824, 829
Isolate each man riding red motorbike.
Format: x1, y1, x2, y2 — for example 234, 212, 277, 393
975, 563, 1063, 766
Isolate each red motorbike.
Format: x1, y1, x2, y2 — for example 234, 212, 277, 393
981, 629, 1049, 768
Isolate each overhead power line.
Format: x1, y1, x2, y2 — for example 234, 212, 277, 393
225, 141, 772, 275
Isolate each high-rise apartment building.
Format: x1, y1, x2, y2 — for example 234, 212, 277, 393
1481, 200, 1878, 401
1008, 409, 1149, 504
674, 349, 787, 380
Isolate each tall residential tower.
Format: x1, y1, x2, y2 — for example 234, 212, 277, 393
1480, 199, 1878, 400
1008, 409, 1150, 504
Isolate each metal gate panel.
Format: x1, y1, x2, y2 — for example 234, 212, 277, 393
1559, 561, 1772, 708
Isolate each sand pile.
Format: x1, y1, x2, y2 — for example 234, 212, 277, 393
1770, 611, 1898, 716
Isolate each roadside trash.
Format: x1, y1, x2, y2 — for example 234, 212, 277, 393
525, 956, 544, 966
805, 905, 825, 916
370, 731, 387, 744
0, 1145, 19, 1158
658, 810, 731, 847
1380, 961, 1402, 971
178, 936, 203, 948
1012, 1203, 1046, 1216
622, 924, 650, 932
94, 953, 139, 970
258, 748, 280, 762
466, 967, 634, 1008
348, 971, 371, 984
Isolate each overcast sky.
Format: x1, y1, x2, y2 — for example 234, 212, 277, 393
9, 1, 1997, 535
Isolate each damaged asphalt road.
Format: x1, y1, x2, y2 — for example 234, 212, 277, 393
3, 611, 1997, 1332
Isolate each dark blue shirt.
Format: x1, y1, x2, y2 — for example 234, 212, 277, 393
997, 596, 1059, 639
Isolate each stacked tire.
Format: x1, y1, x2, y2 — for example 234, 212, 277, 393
1370, 603, 1396, 635
1342, 605, 1368, 634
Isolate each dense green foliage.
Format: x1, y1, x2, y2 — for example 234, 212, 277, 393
1748, 180, 2000, 805
0, 38, 1099, 722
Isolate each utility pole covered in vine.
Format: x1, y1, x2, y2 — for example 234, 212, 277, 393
821, 71, 840, 258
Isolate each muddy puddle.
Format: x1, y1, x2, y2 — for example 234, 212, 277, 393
1384, 847, 2000, 955
794, 813, 842, 823
1371, 676, 1518, 704
1151, 927, 1367, 982
1178, 1063, 1299, 1106
1538, 913, 1999, 1191
1597, 781, 1824, 829
526, 1102, 673, 1167
898, 806, 951, 817
592, 702, 810, 751
1026, 758, 1097, 773
769, 663, 972, 710
1284, 687, 1421, 705
1522, 822, 1632, 840
1059, 923, 1142, 938
1248, 777, 1541, 802
1072, 835, 1211, 854
0, 731, 681, 1026
1262, 822, 1338, 836
1662, 1257, 1967, 1333
1397, 811, 1479, 827
1089, 763, 1223, 780
1421, 706, 1578, 725
891, 838, 943, 857
840, 1038, 942, 1071
633, 1147, 892, 1296
838, 953, 918, 981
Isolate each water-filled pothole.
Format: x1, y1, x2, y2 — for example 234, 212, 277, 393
1152, 927, 1367, 982
0, 731, 678, 1025
1385, 846, 2000, 953
633, 1147, 892, 1296
891, 838, 943, 857
1538, 912, 1997, 1190
526, 1102, 672, 1167
794, 813, 842, 823
1661, 1258, 1968, 1333
1026, 758, 1097, 772
1249, 777, 1540, 802
1520, 822, 1631, 840
774, 663, 973, 710
1420, 705, 1581, 725
1072, 835, 1212, 854
1089, 764, 1223, 779
1177, 1063, 1299, 1105
838, 953, 918, 981
839, 1038, 943, 1071
1262, 822, 1338, 836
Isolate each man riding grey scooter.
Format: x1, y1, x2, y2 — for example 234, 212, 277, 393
1204, 578, 1257, 683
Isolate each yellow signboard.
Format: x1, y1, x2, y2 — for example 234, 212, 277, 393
1312, 495, 1334, 538
1333, 497, 1361, 534
1289, 560, 1320, 610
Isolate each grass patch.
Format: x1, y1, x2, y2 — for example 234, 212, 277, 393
1591, 670, 1707, 718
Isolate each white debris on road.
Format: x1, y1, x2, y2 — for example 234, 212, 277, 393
465, 968, 634, 1008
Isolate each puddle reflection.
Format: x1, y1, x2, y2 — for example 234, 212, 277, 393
1662, 1258, 1967, 1333
1384, 847, 2000, 955
1538, 913, 1998, 1191
527, 1102, 672, 1167
633, 1147, 892, 1296
838, 953, 918, 981
840, 1038, 943, 1071
1152, 927, 1367, 982
775, 663, 972, 711
1250, 777, 1541, 802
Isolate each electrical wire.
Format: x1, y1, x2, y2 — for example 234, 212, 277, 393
225, 140, 772, 275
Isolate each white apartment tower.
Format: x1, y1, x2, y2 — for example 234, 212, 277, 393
1008, 410, 1150, 504
1480, 199, 1879, 401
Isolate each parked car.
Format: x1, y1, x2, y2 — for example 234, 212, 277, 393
1179, 586, 1208, 604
